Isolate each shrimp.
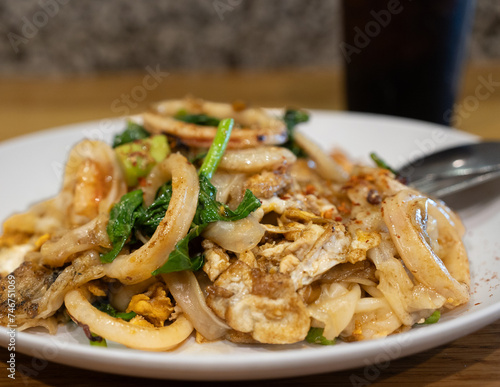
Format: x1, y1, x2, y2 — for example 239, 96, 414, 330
1, 141, 126, 244
63, 140, 127, 227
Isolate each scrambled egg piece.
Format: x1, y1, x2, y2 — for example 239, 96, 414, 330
243, 169, 292, 199
0, 232, 30, 248
126, 283, 174, 327
206, 261, 309, 344
347, 229, 381, 264
87, 281, 107, 297
257, 221, 352, 289
129, 315, 155, 328
202, 239, 231, 282
35, 234, 51, 249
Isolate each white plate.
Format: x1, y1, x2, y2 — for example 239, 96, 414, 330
1, 111, 499, 381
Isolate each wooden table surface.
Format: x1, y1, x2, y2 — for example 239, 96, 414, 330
0, 64, 499, 386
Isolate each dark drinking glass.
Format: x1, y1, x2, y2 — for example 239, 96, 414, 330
341, 0, 475, 126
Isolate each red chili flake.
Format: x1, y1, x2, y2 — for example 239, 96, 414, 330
338, 202, 351, 215
305, 184, 316, 195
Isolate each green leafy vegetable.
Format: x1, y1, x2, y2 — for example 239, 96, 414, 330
152, 224, 206, 275
153, 180, 261, 275
305, 327, 336, 345
284, 109, 309, 129
282, 109, 310, 157
418, 310, 441, 325
102, 118, 261, 274
89, 333, 107, 347
154, 118, 261, 275
198, 118, 234, 179
174, 110, 221, 127
195, 175, 261, 224
134, 182, 173, 237
112, 122, 151, 148
93, 301, 137, 321
100, 190, 144, 263
370, 152, 398, 175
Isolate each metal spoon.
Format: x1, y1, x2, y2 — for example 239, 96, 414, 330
397, 141, 500, 197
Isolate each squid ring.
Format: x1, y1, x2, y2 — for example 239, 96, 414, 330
382, 190, 470, 306
64, 288, 193, 351
104, 153, 199, 284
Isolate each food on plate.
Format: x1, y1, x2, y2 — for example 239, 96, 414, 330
0, 97, 470, 350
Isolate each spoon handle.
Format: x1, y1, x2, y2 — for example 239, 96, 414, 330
413, 164, 500, 181
411, 169, 500, 197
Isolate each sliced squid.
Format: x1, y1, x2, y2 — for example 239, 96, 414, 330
382, 190, 470, 307
104, 153, 199, 284
2, 140, 126, 260
218, 146, 296, 174
294, 132, 348, 183
162, 271, 229, 341
64, 288, 193, 351
41, 214, 110, 267
142, 97, 287, 149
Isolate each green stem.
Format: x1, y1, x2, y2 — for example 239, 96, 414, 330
199, 118, 234, 179
89, 333, 107, 347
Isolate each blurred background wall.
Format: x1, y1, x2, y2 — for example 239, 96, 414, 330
0, 0, 498, 77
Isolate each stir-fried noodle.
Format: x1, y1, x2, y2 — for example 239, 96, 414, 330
0, 98, 470, 349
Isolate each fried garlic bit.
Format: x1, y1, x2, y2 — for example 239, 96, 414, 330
126, 283, 174, 327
